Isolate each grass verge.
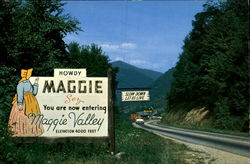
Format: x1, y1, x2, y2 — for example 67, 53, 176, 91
1, 118, 201, 164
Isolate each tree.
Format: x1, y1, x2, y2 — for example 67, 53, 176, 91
166, 0, 248, 131
0, 0, 82, 161
67, 42, 114, 77
6, 0, 81, 75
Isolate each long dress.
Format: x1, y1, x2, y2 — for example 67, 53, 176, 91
8, 80, 44, 137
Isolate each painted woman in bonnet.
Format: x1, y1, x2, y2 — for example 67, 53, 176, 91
8, 68, 44, 136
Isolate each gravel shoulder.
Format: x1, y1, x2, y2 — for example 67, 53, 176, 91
158, 133, 250, 164
134, 122, 250, 164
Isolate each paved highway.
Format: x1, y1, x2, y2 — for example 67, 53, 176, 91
134, 120, 250, 158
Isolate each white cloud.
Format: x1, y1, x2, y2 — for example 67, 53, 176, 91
101, 44, 120, 51
120, 43, 137, 49
64, 35, 137, 53
100, 42, 137, 52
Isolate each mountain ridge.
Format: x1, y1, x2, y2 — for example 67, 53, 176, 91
111, 60, 162, 88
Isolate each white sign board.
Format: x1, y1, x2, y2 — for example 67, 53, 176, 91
28, 69, 108, 137
121, 91, 150, 101
54, 68, 86, 78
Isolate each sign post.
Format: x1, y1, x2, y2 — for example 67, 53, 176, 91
108, 68, 115, 155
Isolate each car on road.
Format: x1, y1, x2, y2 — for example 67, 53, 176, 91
135, 118, 144, 124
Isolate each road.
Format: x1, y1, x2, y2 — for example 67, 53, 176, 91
133, 120, 250, 158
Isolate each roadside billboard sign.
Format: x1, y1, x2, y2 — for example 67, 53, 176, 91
9, 68, 109, 138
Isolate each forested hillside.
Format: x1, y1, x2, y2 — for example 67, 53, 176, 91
165, 0, 248, 132
119, 68, 174, 115
150, 67, 174, 99
112, 61, 162, 88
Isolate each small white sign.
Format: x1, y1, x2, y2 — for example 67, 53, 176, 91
54, 68, 87, 78
121, 91, 150, 101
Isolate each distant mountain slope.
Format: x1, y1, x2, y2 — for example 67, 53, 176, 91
150, 67, 175, 98
117, 67, 175, 115
111, 61, 162, 88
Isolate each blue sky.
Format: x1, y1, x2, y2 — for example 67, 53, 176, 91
63, 1, 206, 73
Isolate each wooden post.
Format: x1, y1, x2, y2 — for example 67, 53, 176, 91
56, 143, 62, 153
108, 68, 115, 155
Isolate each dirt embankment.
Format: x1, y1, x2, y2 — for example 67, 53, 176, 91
162, 107, 212, 127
